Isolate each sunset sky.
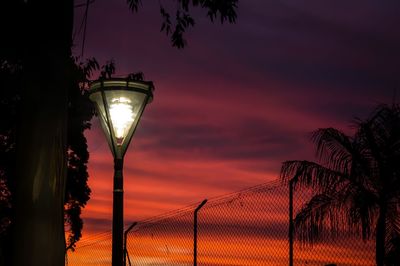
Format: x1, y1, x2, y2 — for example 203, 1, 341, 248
73, 0, 400, 237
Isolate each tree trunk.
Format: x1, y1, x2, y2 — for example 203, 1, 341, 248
376, 202, 387, 266
11, 1, 73, 265
13, 73, 68, 265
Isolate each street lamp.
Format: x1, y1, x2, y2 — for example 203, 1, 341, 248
89, 78, 154, 266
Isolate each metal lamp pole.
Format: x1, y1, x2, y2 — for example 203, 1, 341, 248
89, 78, 154, 266
113, 157, 124, 266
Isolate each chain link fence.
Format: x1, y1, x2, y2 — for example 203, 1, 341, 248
65, 231, 112, 265
67, 180, 375, 266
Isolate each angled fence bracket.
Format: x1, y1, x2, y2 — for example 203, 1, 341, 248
124, 222, 138, 266
194, 199, 207, 266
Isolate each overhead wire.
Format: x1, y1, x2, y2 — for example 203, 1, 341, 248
80, 0, 90, 57
74, 0, 95, 8
72, 0, 94, 56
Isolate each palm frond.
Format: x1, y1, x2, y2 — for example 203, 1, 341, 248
311, 128, 353, 172
294, 182, 379, 245
385, 200, 400, 255
346, 185, 378, 240
294, 193, 338, 244
356, 104, 400, 193
364, 104, 400, 147
280, 160, 346, 192
126, 0, 141, 12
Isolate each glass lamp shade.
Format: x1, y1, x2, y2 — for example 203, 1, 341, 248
89, 79, 154, 159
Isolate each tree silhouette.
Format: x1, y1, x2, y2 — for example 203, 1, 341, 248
127, 0, 238, 48
0, 57, 99, 263
1, 1, 238, 265
63, 58, 99, 251
280, 104, 400, 266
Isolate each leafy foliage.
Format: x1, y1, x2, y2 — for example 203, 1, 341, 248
127, 71, 144, 81
64, 57, 99, 251
280, 104, 400, 266
127, 0, 238, 48
127, 0, 142, 12
100, 60, 116, 79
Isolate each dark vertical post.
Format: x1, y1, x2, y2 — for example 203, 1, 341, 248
11, 1, 73, 265
289, 179, 294, 266
124, 222, 137, 266
194, 199, 207, 266
113, 158, 124, 266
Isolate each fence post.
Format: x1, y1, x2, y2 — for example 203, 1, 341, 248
194, 199, 207, 266
124, 222, 137, 266
289, 179, 294, 266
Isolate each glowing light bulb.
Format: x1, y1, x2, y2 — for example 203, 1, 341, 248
109, 97, 136, 145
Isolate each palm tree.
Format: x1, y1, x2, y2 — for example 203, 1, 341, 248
280, 104, 400, 266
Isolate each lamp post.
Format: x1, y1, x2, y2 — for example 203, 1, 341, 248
89, 78, 154, 266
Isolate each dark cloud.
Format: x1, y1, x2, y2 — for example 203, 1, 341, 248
136, 115, 303, 162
